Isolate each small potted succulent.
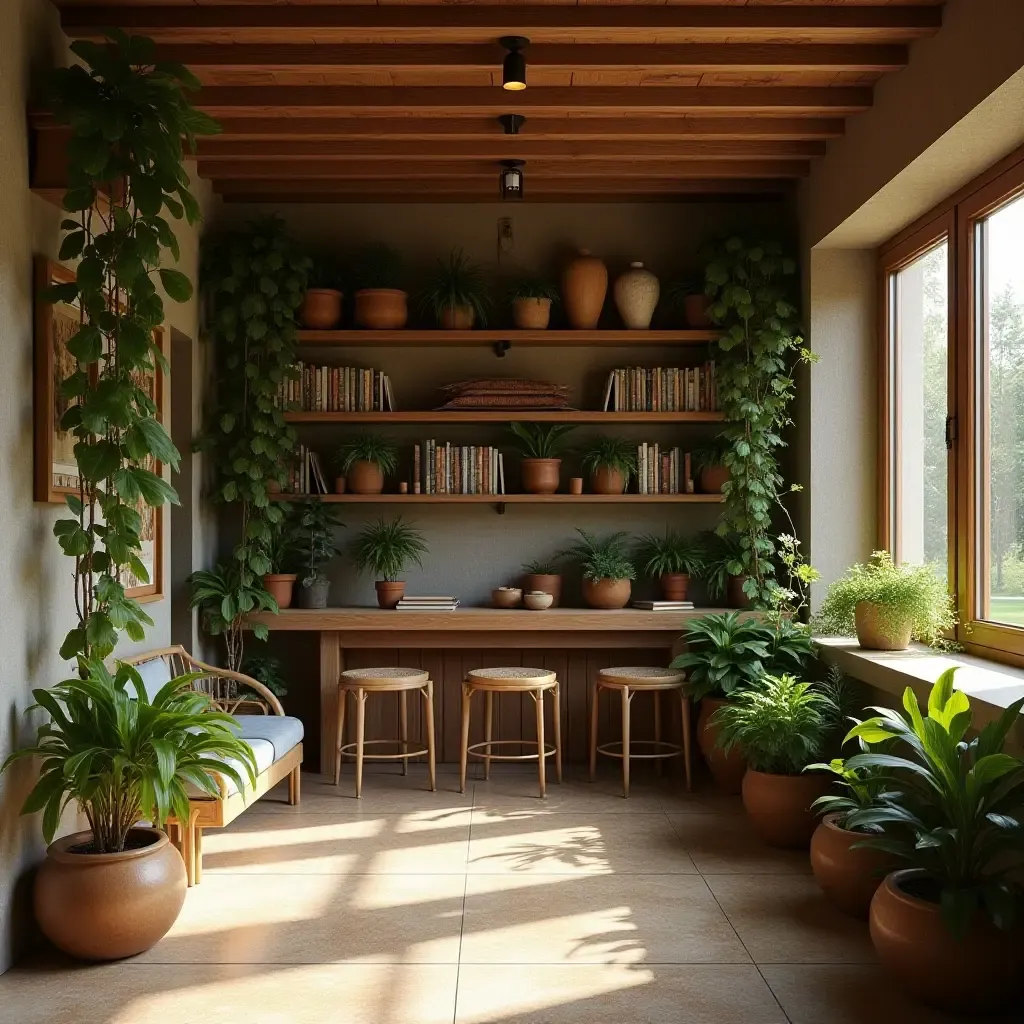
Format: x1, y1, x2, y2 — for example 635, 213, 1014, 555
293, 498, 344, 608
700, 531, 752, 608
637, 529, 705, 601
563, 529, 636, 609
522, 556, 564, 607
352, 516, 428, 608
508, 422, 575, 494
335, 434, 398, 495
300, 255, 344, 330
815, 550, 955, 650
693, 436, 732, 494
509, 276, 559, 329
581, 435, 637, 495
353, 243, 407, 329
420, 247, 491, 330
668, 279, 712, 329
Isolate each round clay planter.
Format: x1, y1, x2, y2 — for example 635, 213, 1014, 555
614, 261, 660, 329
697, 696, 747, 794
683, 293, 713, 329
590, 466, 627, 495
375, 580, 406, 609
492, 587, 523, 609
513, 297, 552, 330
439, 304, 475, 330
521, 458, 561, 495
524, 573, 562, 608
660, 573, 690, 602
582, 577, 632, 610
562, 249, 608, 329
699, 464, 730, 494
810, 813, 895, 919
263, 573, 297, 609
354, 289, 408, 330
346, 460, 385, 495
300, 288, 343, 330
870, 869, 1023, 1014
297, 578, 330, 609
35, 827, 186, 961
741, 769, 832, 849
854, 601, 913, 651
727, 575, 754, 609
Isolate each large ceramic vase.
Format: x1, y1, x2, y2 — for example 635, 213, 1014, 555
35, 827, 186, 961
870, 870, 1023, 1014
354, 289, 408, 329
300, 289, 343, 330
347, 460, 385, 495
590, 466, 627, 495
614, 262, 660, 329
742, 770, 832, 848
582, 577, 632, 610
521, 458, 561, 495
263, 573, 297, 609
854, 601, 912, 651
513, 297, 551, 330
562, 250, 607, 329
810, 813, 894, 919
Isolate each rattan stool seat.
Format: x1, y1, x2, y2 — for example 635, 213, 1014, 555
467, 667, 557, 689
598, 667, 686, 688
341, 667, 429, 690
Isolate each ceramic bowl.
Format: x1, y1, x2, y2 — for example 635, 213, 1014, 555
523, 591, 554, 611
492, 587, 523, 609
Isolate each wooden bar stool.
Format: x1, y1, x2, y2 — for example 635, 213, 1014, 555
589, 666, 692, 797
335, 667, 436, 798
460, 667, 562, 798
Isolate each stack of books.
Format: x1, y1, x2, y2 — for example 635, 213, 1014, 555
414, 441, 506, 495
396, 596, 460, 611
279, 363, 395, 413
284, 445, 329, 494
603, 364, 717, 413
632, 599, 696, 611
636, 444, 694, 495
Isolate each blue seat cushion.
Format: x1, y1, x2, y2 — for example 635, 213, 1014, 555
234, 715, 304, 760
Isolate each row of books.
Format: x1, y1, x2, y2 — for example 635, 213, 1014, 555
637, 445, 694, 495
283, 445, 330, 495
603, 364, 717, 413
414, 441, 506, 495
277, 363, 396, 412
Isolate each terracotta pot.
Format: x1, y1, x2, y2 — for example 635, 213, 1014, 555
492, 587, 523, 609
354, 289, 408, 330
614, 261, 660, 329
375, 580, 406, 609
513, 297, 552, 330
334, 476, 347, 495
263, 573, 297, 609
298, 578, 330, 609
742, 769, 832, 848
699, 464, 730, 494
582, 577, 632, 610
524, 573, 562, 608
590, 466, 627, 495
683, 293, 713, 329
660, 573, 690, 602
521, 458, 561, 495
439, 304, 475, 330
870, 869, 1023, 1013
569, 477, 584, 495
346, 460, 385, 495
300, 288, 343, 330
727, 575, 753, 609
811, 813, 895, 919
35, 827, 186, 961
562, 249, 608, 329
697, 696, 747, 793
855, 601, 913, 651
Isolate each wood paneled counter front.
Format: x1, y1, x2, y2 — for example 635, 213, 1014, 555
250, 606, 741, 773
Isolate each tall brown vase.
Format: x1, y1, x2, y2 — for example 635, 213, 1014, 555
562, 249, 608, 329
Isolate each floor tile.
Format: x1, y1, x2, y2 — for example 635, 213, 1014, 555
460, 873, 749, 965
704, 875, 876, 965
656, 780, 747, 816
667, 813, 813, 874
455, 964, 787, 1023
472, 776, 665, 814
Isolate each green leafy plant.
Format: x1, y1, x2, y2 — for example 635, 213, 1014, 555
352, 517, 428, 582
563, 529, 636, 582
581, 436, 638, 482
509, 277, 559, 302
420, 247, 491, 326
45, 31, 217, 660
335, 434, 399, 475
712, 674, 836, 775
637, 529, 705, 578
522, 557, 562, 576
188, 563, 277, 671
808, 754, 888, 832
763, 618, 814, 677
692, 435, 732, 471
0, 658, 258, 853
843, 668, 1024, 935
264, 507, 303, 575
508, 422, 576, 459
307, 254, 343, 291
669, 611, 771, 702
241, 651, 288, 698
699, 531, 747, 603
814, 551, 956, 648
293, 499, 343, 587
353, 243, 403, 291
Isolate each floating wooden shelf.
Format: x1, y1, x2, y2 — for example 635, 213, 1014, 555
272, 493, 724, 505
295, 329, 720, 347
284, 410, 724, 424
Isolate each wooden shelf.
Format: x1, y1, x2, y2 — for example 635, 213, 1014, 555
284, 410, 724, 424
272, 493, 724, 504
295, 329, 720, 347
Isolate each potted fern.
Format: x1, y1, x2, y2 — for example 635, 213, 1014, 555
581, 435, 637, 495
335, 434, 398, 495
352, 517, 428, 608
637, 529, 705, 601
420, 248, 491, 329
293, 499, 344, 608
509, 422, 575, 494
522, 556, 564, 607
509, 277, 559, 329
563, 529, 636, 609
353, 243, 407, 329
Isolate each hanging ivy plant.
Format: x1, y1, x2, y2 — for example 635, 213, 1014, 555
703, 236, 814, 607
46, 31, 217, 660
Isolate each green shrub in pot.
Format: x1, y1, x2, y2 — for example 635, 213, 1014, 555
562, 529, 636, 609
335, 434, 399, 495
508, 277, 559, 329
352, 516, 428, 608
698, 531, 750, 607
509, 422, 576, 494
670, 611, 770, 703
293, 498, 344, 607
637, 528, 705, 602
581, 435, 638, 495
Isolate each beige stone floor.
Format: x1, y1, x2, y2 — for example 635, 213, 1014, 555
0, 767, 1008, 1024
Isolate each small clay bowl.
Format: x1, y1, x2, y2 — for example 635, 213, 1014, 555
492, 587, 523, 609
523, 591, 554, 611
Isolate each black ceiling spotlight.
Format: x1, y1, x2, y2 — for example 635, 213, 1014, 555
499, 159, 525, 200
500, 36, 529, 91
497, 113, 527, 136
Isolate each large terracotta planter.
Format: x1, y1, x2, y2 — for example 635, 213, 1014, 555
699, 464, 730, 494
590, 466, 627, 495
375, 580, 406, 609
697, 696, 747, 793
614, 261, 659, 329
513, 297, 551, 329
300, 288, 343, 330
660, 573, 690, 602
35, 827, 186, 961
524, 572, 562, 607
582, 577, 632, 610
263, 573, 297, 609
521, 458, 561, 494
683, 293, 712, 329
854, 601, 912, 651
354, 289, 408, 330
439, 304, 475, 330
870, 869, 1023, 1013
810, 812, 895, 918
742, 769, 832, 848
562, 249, 607, 329
727, 575, 753, 609
347, 460, 385, 495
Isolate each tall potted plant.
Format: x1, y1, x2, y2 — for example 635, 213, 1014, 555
188, 563, 277, 671
352, 517, 428, 608
420, 247, 491, 329
353, 243, 407, 329
1, 659, 258, 961
563, 529, 636, 610
335, 434, 398, 495
637, 529, 705, 601
581, 435, 637, 495
294, 499, 343, 608
509, 422, 575, 494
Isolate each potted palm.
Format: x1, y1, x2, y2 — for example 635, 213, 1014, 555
294, 499, 344, 608
509, 277, 559, 329
712, 673, 835, 847
522, 556, 564, 607
335, 434, 398, 495
843, 669, 1024, 1013
0, 658, 258, 961
563, 529, 636, 609
693, 436, 732, 494
353, 243, 407, 329
815, 550, 955, 650
509, 422, 575, 494
300, 255, 344, 330
352, 516, 428, 608
420, 247, 491, 329
637, 529, 705, 601
581, 435, 637, 495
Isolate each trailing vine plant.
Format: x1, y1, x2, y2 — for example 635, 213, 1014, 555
46, 31, 217, 660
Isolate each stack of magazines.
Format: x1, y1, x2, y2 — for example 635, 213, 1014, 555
396, 596, 460, 611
